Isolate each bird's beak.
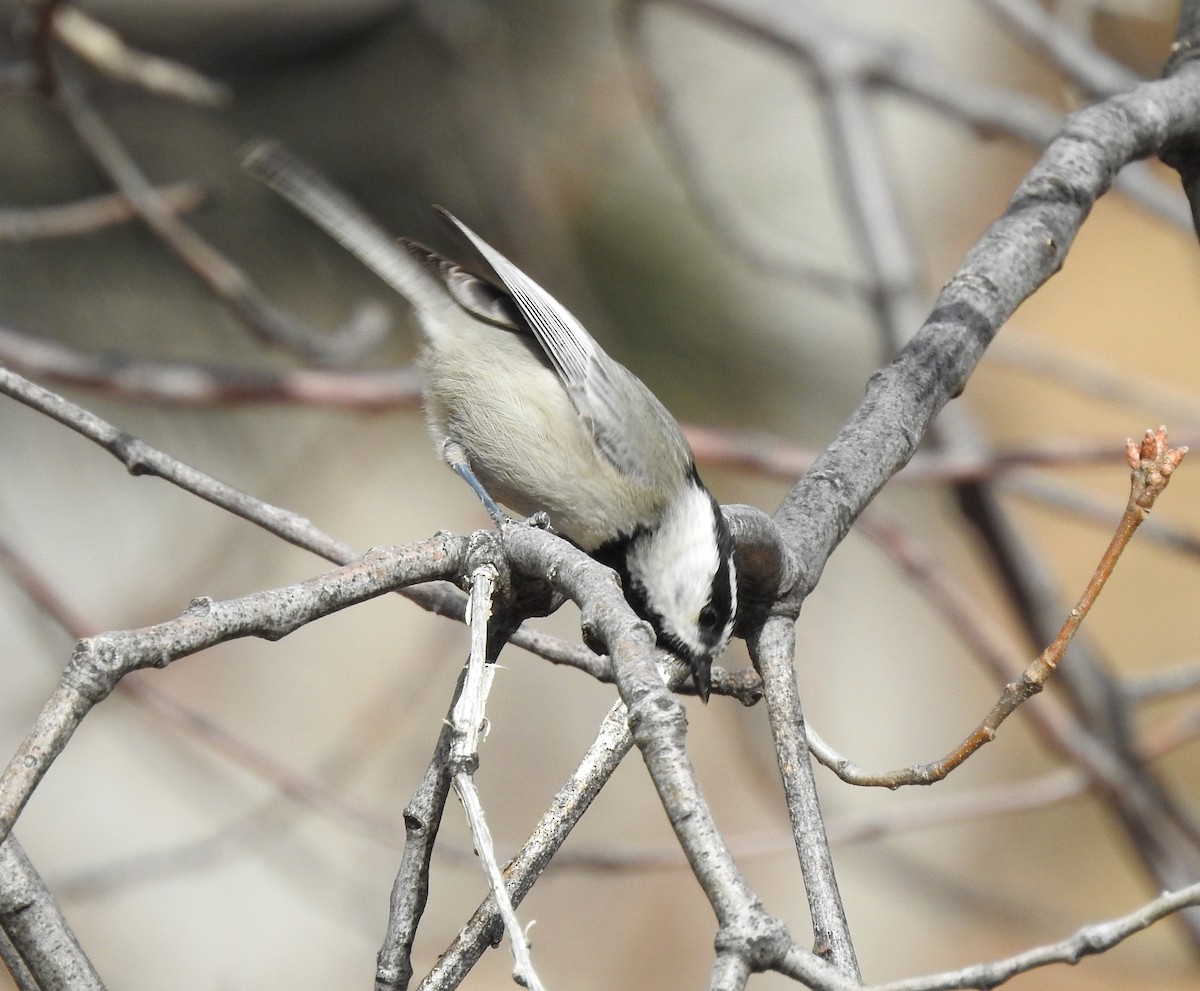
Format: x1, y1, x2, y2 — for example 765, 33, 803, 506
692, 656, 712, 704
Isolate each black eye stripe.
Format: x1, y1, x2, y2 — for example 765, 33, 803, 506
699, 496, 736, 647
589, 496, 735, 652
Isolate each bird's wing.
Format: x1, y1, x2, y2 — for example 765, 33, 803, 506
437, 209, 693, 486
399, 238, 525, 332
243, 141, 451, 317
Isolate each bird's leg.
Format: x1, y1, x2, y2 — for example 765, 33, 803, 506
443, 445, 510, 528
443, 442, 555, 534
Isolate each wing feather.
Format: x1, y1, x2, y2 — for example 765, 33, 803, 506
436, 209, 693, 486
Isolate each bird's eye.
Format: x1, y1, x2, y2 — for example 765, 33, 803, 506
699, 605, 720, 630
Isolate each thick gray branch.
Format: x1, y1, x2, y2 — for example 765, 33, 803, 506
0, 835, 106, 991
775, 69, 1200, 589
0, 539, 467, 846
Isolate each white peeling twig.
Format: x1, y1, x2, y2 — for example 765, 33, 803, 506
53, 6, 230, 106
450, 565, 498, 765
450, 564, 546, 991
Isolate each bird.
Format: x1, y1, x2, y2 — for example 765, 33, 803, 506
400, 211, 738, 700
242, 144, 736, 699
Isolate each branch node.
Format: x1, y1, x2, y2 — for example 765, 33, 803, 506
1126, 425, 1187, 511
714, 908, 792, 971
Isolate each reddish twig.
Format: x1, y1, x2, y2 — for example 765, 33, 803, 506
822, 428, 1187, 788
28, 0, 65, 94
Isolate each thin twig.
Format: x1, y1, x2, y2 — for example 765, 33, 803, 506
0, 364, 359, 560
0, 323, 421, 408
55, 80, 385, 365
619, 12, 868, 298
6, 332, 1176, 490
1005, 473, 1200, 559
0, 183, 205, 241
633, 0, 1190, 267
52, 5, 230, 105
1125, 659, 1200, 702
751, 616, 860, 979
977, 0, 1142, 98
989, 333, 1200, 426
865, 879, 1200, 991
377, 685, 460, 991
28, 0, 63, 94
449, 564, 546, 991
533, 687, 1200, 873
820, 429, 1187, 788
847, 505, 1116, 780
417, 699, 636, 989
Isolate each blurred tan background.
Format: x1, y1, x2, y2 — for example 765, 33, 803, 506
1, 1, 1198, 988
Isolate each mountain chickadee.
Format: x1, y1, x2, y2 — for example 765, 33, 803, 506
404, 211, 737, 700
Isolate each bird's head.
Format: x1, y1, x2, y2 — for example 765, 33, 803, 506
620, 480, 737, 701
